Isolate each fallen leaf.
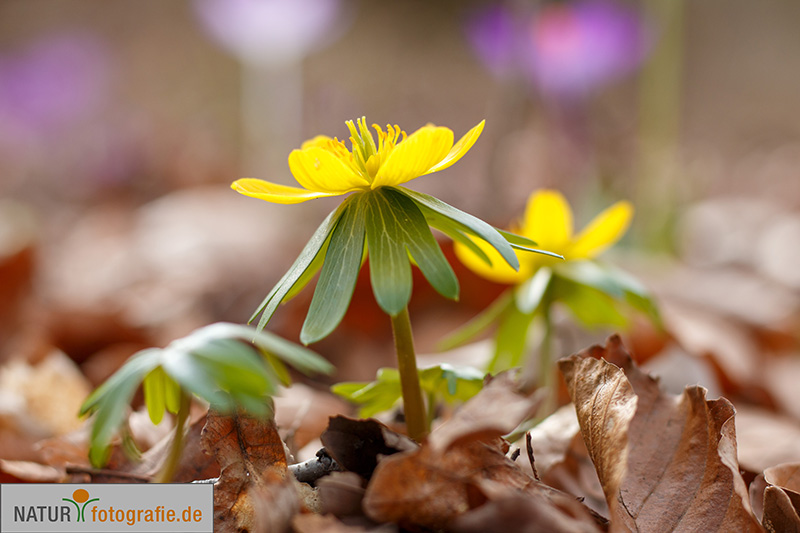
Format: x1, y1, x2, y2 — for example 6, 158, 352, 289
318, 471, 366, 517
539, 431, 608, 517
363, 438, 529, 530
0, 459, 64, 483
735, 405, 800, 474
428, 371, 542, 452
762, 464, 800, 532
201, 405, 298, 533
291, 513, 397, 532
320, 416, 416, 480
274, 383, 351, 452
450, 479, 604, 533
362, 371, 597, 531
559, 335, 763, 532
127, 414, 219, 482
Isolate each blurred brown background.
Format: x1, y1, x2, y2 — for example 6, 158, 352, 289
0, 0, 798, 388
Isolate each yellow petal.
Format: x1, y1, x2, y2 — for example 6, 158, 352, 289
567, 200, 633, 259
301, 135, 333, 149
453, 235, 533, 285
231, 178, 339, 204
426, 120, 485, 174
371, 126, 453, 188
288, 146, 369, 194
523, 190, 573, 252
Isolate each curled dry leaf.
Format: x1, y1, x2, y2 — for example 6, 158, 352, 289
362, 372, 601, 531
201, 406, 298, 533
320, 416, 416, 480
450, 479, 604, 533
127, 414, 219, 482
428, 371, 543, 452
559, 335, 763, 532
762, 463, 800, 532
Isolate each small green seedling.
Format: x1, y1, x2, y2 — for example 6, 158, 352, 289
79, 322, 333, 481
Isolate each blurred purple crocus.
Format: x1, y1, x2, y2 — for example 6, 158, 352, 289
466, 0, 651, 100
0, 32, 110, 141
192, 0, 346, 66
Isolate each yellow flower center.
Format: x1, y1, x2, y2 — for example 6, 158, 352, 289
337, 117, 407, 184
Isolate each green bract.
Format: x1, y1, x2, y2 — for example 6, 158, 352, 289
79, 322, 333, 467
250, 186, 559, 345
332, 363, 485, 418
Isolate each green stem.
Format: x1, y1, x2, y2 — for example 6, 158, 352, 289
538, 302, 557, 417
154, 391, 191, 483
390, 307, 428, 442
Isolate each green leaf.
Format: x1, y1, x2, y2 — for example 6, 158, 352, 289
515, 267, 553, 314
555, 261, 661, 326
263, 352, 292, 386
422, 208, 492, 265
143, 367, 167, 425
394, 187, 519, 270
284, 233, 331, 301
418, 363, 484, 401
437, 291, 514, 351
364, 190, 413, 315
385, 189, 459, 302
251, 206, 343, 331
301, 198, 366, 344
552, 276, 628, 329
490, 305, 535, 373
332, 364, 484, 418
82, 322, 330, 467
497, 229, 537, 248
80, 349, 161, 467
164, 372, 182, 414
332, 368, 402, 418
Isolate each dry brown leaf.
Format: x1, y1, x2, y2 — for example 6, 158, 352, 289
201, 406, 298, 533
0, 459, 64, 482
363, 438, 530, 530
318, 471, 366, 517
540, 431, 608, 517
559, 335, 763, 532
450, 479, 604, 533
736, 406, 800, 474
291, 513, 397, 533
763, 464, 800, 532
320, 416, 416, 480
429, 371, 543, 452
362, 372, 597, 531
275, 383, 351, 452
127, 414, 219, 482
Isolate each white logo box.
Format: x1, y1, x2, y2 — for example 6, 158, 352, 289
1, 484, 212, 532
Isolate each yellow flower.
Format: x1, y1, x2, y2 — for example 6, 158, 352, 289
231, 117, 485, 204
455, 189, 633, 284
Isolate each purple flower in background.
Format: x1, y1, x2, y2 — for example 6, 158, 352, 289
0, 32, 110, 140
529, 0, 650, 98
192, 0, 347, 66
466, 0, 651, 99
465, 5, 528, 80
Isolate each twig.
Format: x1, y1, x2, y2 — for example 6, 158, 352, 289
526, 431, 540, 481
192, 448, 341, 486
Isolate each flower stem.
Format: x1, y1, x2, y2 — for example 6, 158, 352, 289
390, 307, 428, 442
154, 391, 191, 483
538, 302, 557, 417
